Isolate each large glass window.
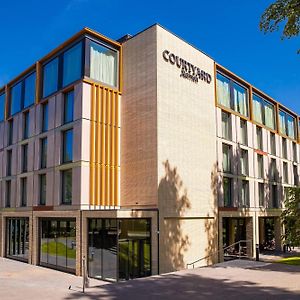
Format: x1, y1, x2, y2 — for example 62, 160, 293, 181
63, 90, 74, 124
222, 144, 231, 173
62, 169, 72, 204
282, 138, 287, 159
40, 219, 76, 273
270, 158, 277, 181
23, 111, 30, 139
283, 162, 288, 183
257, 154, 264, 178
256, 127, 263, 150
21, 177, 27, 207
271, 184, 278, 208
258, 183, 265, 206
216, 73, 249, 117
10, 82, 22, 115
270, 133, 276, 155
89, 41, 118, 87
240, 149, 248, 176
240, 119, 248, 145
279, 109, 296, 139
221, 111, 231, 140
0, 93, 5, 122
62, 129, 73, 163
39, 174, 47, 205
43, 58, 59, 98
223, 177, 232, 207
253, 94, 276, 130
88, 218, 151, 281
240, 180, 249, 207
63, 43, 82, 87
24, 72, 36, 108
6, 218, 29, 262
40, 137, 47, 169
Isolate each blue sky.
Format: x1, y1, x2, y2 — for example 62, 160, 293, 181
0, 0, 299, 113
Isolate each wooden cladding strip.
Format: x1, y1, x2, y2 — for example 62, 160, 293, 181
90, 84, 120, 207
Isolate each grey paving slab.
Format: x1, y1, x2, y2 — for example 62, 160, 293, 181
1, 257, 300, 300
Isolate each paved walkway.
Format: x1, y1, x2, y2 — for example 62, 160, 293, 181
0, 257, 300, 299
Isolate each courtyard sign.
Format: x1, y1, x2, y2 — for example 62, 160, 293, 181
162, 50, 212, 84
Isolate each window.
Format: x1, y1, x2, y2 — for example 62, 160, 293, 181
223, 177, 232, 207
240, 149, 248, 176
89, 41, 118, 88
240, 119, 248, 145
252, 94, 275, 130
270, 158, 277, 181
6, 181, 11, 208
24, 72, 36, 108
293, 143, 297, 162
62, 169, 72, 204
63, 43, 82, 87
6, 150, 12, 176
62, 129, 73, 163
222, 144, 231, 173
21, 177, 27, 207
39, 174, 46, 205
7, 119, 13, 146
258, 183, 264, 207
271, 185, 278, 208
293, 165, 298, 186
0, 93, 5, 122
63, 90, 74, 124
283, 162, 288, 183
241, 180, 249, 207
282, 138, 287, 159
22, 144, 28, 173
23, 111, 30, 139
40, 138, 47, 169
43, 58, 59, 98
216, 73, 249, 117
257, 154, 264, 178
221, 111, 231, 140
279, 109, 296, 139
41, 102, 48, 132
256, 127, 263, 150
10, 81, 22, 115
270, 133, 276, 155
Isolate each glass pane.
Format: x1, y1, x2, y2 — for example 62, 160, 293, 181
47, 220, 57, 266
233, 82, 248, 116
62, 169, 72, 204
24, 72, 36, 108
40, 220, 48, 263
287, 115, 295, 139
43, 58, 59, 98
40, 174, 46, 205
67, 221, 76, 271
23, 112, 30, 139
42, 103, 48, 132
0, 93, 5, 122
64, 91, 74, 124
90, 41, 118, 87
253, 95, 263, 124
63, 129, 73, 162
279, 110, 286, 135
216, 73, 231, 108
63, 42, 82, 87
56, 221, 67, 269
264, 101, 275, 129
41, 138, 47, 169
10, 82, 22, 115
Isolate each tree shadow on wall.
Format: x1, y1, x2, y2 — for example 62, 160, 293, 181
158, 160, 191, 272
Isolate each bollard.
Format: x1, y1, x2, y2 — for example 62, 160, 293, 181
256, 244, 259, 261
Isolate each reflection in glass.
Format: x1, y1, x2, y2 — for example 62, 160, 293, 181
43, 58, 59, 98
24, 72, 36, 108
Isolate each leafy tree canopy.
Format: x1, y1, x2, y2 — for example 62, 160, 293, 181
260, 0, 300, 53
281, 187, 300, 246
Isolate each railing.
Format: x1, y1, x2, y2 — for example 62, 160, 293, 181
187, 239, 252, 269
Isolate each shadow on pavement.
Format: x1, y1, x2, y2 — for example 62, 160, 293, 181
63, 272, 300, 300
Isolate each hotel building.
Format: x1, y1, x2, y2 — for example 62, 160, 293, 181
0, 24, 299, 280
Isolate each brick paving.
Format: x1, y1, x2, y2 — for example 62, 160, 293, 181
0, 257, 300, 299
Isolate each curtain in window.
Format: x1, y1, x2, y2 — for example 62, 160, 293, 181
90, 42, 117, 87
264, 103, 275, 129
253, 96, 263, 124
233, 84, 248, 116
287, 115, 295, 139
279, 111, 286, 135
217, 75, 230, 108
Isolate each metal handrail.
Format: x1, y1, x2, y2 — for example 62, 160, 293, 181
186, 239, 252, 269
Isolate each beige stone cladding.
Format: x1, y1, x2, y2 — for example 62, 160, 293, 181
122, 25, 218, 273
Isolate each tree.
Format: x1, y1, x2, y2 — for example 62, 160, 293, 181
281, 187, 300, 246
259, 0, 300, 53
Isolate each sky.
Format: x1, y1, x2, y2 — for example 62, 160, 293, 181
0, 0, 299, 113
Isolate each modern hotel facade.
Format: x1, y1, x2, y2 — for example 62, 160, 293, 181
0, 24, 299, 280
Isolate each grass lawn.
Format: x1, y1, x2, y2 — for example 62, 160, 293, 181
276, 256, 300, 266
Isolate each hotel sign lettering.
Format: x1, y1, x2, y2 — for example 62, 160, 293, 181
162, 50, 212, 84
